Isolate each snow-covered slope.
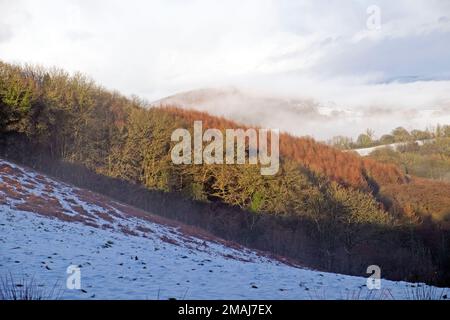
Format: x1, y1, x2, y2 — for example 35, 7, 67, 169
0, 159, 447, 299
349, 139, 432, 157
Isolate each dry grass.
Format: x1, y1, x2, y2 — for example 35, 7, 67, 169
0, 273, 61, 300
0, 163, 24, 177
14, 194, 65, 219
404, 285, 449, 300
308, 286, 449, 300
0, 183, 25, 200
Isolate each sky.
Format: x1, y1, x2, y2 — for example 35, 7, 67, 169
1, 0, 450, 138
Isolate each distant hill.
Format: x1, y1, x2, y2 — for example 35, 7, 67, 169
151, 87, 450, 141
151, 87, 362, 141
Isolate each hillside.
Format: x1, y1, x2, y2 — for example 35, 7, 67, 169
163, 106, 406, 188
330, 126, 450, 222
367, 138, 450, 182
1, 158, 449, 299
1, 61, 450, 286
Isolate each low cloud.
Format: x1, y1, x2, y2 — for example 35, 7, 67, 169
155, 83, 450, 140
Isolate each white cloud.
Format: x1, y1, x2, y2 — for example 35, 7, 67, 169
0, 0, 449, 138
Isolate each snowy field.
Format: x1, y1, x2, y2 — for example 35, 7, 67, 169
0, 159, 448, 299
349, 139, 431, 156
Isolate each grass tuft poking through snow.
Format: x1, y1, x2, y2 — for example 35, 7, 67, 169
0, 272, 62, 300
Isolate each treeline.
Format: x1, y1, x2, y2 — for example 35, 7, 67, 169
165, 107, 406, 190
329, 124, 450, 222
0, 61, 403, 217
1, 61, 449, 285
330, 126, 450, 150
368, 138, 450, 223
369, 137, 450, 182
